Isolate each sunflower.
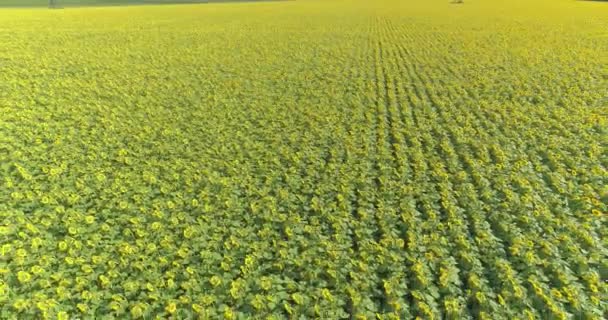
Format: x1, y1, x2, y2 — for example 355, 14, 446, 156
17, 270, 32, 284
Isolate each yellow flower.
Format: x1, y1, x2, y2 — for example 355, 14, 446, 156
186, 266, 195, 275
11, 192, 23, 200
109, 301, 121, 311
31, 265, 45, 275
131, 303, 145, 318
68, 226, 78, 235
57, 311, 69, 320
210, 276, 222, 287
165, 302, 177, 314
80, 290, 92, 300
589, 284, 598, 293
84, 215, 95, 224
99, 275, 110, 287
41, 195, 51, 204
77, 303, 88, 313
17, 271, 32, 283
224, 307, 235, 320
183, 227, 195, 239
16, 248, 27, 258
13, 298, 28, 311
81, 265, 94, 274
321, 288, 334, 302
292, 293, 304, 305
166, 201, 176, 209
167, 278, 176, 288
250, 295, 264, 310
192, 303, 204, 313
0, 244, 11, 256
260, 277, 272, 291
56, 286, 69, 299
177, 247, 189, 258
0, 282, 8, 300
36, 301, 49, 313
494, 294, 504, 306
95, 173, 106, 182
551, 289, 563, 299
179, 295, 191, 304
31, 237, 43, 248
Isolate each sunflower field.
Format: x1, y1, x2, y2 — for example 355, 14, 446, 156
0, 0, 606, 318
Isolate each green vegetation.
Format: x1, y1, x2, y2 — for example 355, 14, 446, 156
0, 0, 606, 318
